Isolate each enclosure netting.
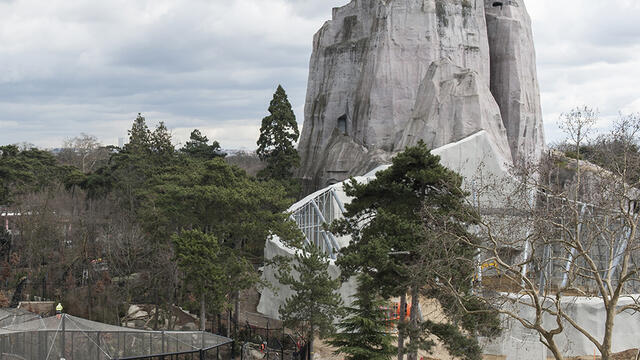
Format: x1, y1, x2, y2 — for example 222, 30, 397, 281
0, 313, 232, 359
0, 308, 41, 327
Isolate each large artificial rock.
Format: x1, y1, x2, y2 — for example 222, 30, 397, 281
398, 59, 511, 162
297, 0, 545, 192
298, 0, 495, 190
485, 0, 545, 164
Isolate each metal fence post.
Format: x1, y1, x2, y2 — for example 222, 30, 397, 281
96, 331, 101, 360
61, 314, 66, 359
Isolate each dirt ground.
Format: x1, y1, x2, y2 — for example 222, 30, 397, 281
310, 298, 459, 360
564, 349, 640, 360
312, 338, 455, 360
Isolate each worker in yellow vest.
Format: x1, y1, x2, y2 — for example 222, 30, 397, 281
56, 303, 63, 319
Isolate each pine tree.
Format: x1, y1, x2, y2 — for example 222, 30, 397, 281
172, 230, 258, 330
329, 274, 396, 360
181, 129, 224, 159
125, 113, 152, 154
276, 244, 343, 360
151, 122, 174, 158
0, 145, 67, 205
331, 141, 498, 360
172, 230, 226, 330
256, 85, 300, 181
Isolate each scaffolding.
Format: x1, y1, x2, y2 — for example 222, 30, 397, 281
290, 186, 345, 259
475, 198, 640, 295
0, 313, 233, 360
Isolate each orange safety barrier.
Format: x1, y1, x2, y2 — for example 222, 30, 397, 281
379, 302, 415, 333
380, 302, 412, 321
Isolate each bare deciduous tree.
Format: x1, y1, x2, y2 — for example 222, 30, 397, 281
436, 109, 640, 360
59, 133, 110, 173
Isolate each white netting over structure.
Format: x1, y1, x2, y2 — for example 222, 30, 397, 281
0, 308, 41, 327
0, 313, 233, 359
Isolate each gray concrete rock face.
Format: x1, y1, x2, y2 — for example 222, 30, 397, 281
298, 0, 545, 191
398, 59, 511, 163
484, 0, 545, 164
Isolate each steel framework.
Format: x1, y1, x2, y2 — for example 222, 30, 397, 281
289, 187, 345, 259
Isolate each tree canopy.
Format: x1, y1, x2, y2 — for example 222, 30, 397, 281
256, 85, 300, 182
0, 113, 301, 329
0, 145, 68, 205
276, 244, 343, 360
329, 274, 396, 360
331, 141, 498, 360
181, 129, 225, 159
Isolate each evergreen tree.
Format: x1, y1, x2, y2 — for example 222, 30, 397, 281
329, 274, 396, 360
172, 229, 257, 330
151, 122, 174, 159
331, 141, 499, 360
256, 85, 300, 182
148, 156, 299, 255
181, 129, 225, 159
76, 114, 180, 315
276, 244, 343, 360
124, 113, 153, 154
0, 145, 68, 205
172, 230, 226, 330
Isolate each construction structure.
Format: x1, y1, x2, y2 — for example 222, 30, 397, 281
259, 131, 640, 359
0, 312, 233, 360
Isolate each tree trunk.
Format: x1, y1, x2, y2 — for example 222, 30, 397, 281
601, 305, 616, 360
153, 295, 159, 330
407, 285, 420, 360
200, 294, 206, 331
543, 334, 564, 360
226, 309, 231, 337
397, 293, 407, 360
41, 273, 46, 299
309, 324, 314, 360
233, 290, 240, 326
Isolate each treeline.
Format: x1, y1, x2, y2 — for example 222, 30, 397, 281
0, 86, 301, 327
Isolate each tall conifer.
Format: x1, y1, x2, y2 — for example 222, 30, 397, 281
329, 274, 396, 360
256, 85, 300, 181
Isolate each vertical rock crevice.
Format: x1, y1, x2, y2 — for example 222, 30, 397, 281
484, 0, 545, 164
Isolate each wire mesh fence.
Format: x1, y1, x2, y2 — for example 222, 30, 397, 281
0, 313, 234, 360
234, 321, 306, 360
0, 308, 41, 327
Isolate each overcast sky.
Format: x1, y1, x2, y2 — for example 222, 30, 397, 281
1, 0, 639, 149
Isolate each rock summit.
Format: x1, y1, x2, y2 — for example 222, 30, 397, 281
297, 0, 545, 191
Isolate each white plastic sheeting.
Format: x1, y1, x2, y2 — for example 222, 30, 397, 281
481, 295, 640, 358
257, 236, 358, 319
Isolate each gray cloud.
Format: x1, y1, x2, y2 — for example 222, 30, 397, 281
0, 0, 347, 148
528, 0, 640, 144
0, 0, 638, 150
